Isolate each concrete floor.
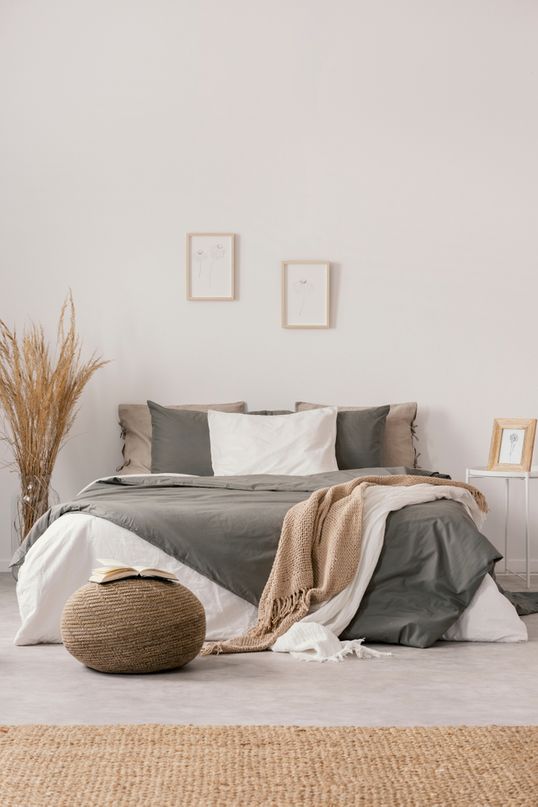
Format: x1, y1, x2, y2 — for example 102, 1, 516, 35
1, 573, 537, 726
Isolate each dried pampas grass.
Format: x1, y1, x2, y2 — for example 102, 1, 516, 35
0, 293, 108, 540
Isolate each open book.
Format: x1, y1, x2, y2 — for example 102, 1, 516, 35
89, 559, 178, 584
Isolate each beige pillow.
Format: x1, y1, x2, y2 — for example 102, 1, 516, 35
295, 401, 418, 468
118, 401, 246, 474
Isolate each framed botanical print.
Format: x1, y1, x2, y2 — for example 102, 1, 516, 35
488, 418, 537, 472
281, 261, 330, 329
186, 233, 235, 301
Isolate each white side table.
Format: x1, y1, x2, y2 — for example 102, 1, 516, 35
466, 466, 538, 589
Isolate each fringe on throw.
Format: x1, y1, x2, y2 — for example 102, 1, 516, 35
295, 639, 392, 664
201, 588, 310, 656
265, 589, 309, 633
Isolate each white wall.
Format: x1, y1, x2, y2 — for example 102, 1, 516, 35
1, 0, 537, 569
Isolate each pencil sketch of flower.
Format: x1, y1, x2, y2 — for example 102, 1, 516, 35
189, 234, 234, 299
195, 248, 208, 279
509, 431, 519, 462
211, 242, 226, 261
208, 242, 226, 287
293, 278, 314, 316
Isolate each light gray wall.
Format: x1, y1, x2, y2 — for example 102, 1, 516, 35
1, 1, 537, 568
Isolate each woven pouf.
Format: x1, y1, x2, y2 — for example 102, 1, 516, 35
61, 579, 206, 674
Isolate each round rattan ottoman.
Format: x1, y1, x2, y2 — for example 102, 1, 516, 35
61, 579, 206, 674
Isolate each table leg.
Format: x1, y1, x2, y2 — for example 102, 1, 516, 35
504, 477, 510, 574
525, 473, 530, 589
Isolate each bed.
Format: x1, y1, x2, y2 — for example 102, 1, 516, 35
10, 401, 530, 653
12, 468, 527, 649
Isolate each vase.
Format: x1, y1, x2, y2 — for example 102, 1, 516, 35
13, 476, 59, 545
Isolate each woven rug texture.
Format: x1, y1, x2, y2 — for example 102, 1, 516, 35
0, 724, 536, 807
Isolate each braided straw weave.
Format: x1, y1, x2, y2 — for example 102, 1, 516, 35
0, 724, 535, 807
61, 579, 206, 674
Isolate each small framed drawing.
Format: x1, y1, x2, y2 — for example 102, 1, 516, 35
488, 418, 537, 472
186, 233, 235, 301
281, 261, 330, 329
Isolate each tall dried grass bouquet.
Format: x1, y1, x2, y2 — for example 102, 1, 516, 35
0, 293, 108, 540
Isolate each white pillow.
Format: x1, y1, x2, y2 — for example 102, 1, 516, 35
208, 407, 338, 476
443, 574, 528, 643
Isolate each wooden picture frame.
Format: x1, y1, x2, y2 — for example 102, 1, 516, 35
281, 261, 330, 329
186, 233, 235, 301
488, 418, 537, 472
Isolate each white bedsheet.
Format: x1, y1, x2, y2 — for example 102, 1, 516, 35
15, 486, 527, 647
15, 514, 257, 645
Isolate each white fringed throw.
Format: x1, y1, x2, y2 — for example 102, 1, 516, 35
272, 622, 392, 662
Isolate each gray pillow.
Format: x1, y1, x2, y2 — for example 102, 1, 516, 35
296, 401, 417, 467
334, 406, 389, 469
149, 401, 214, 476
119, 400, 246, 474
248, 410, 293, 416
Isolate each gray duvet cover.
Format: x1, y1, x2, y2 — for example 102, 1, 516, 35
10, 468, 519, 648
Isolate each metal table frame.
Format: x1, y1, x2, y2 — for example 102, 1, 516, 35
466, 466, 537, 589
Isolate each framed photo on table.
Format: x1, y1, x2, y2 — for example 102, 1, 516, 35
488, 418, 537, 472
186, 233, 235, 300
281, 261, 330, 329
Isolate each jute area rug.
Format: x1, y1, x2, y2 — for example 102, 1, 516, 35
0, 724, 536, 807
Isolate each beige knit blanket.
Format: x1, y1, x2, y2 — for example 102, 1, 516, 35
202, 475, 487, 655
